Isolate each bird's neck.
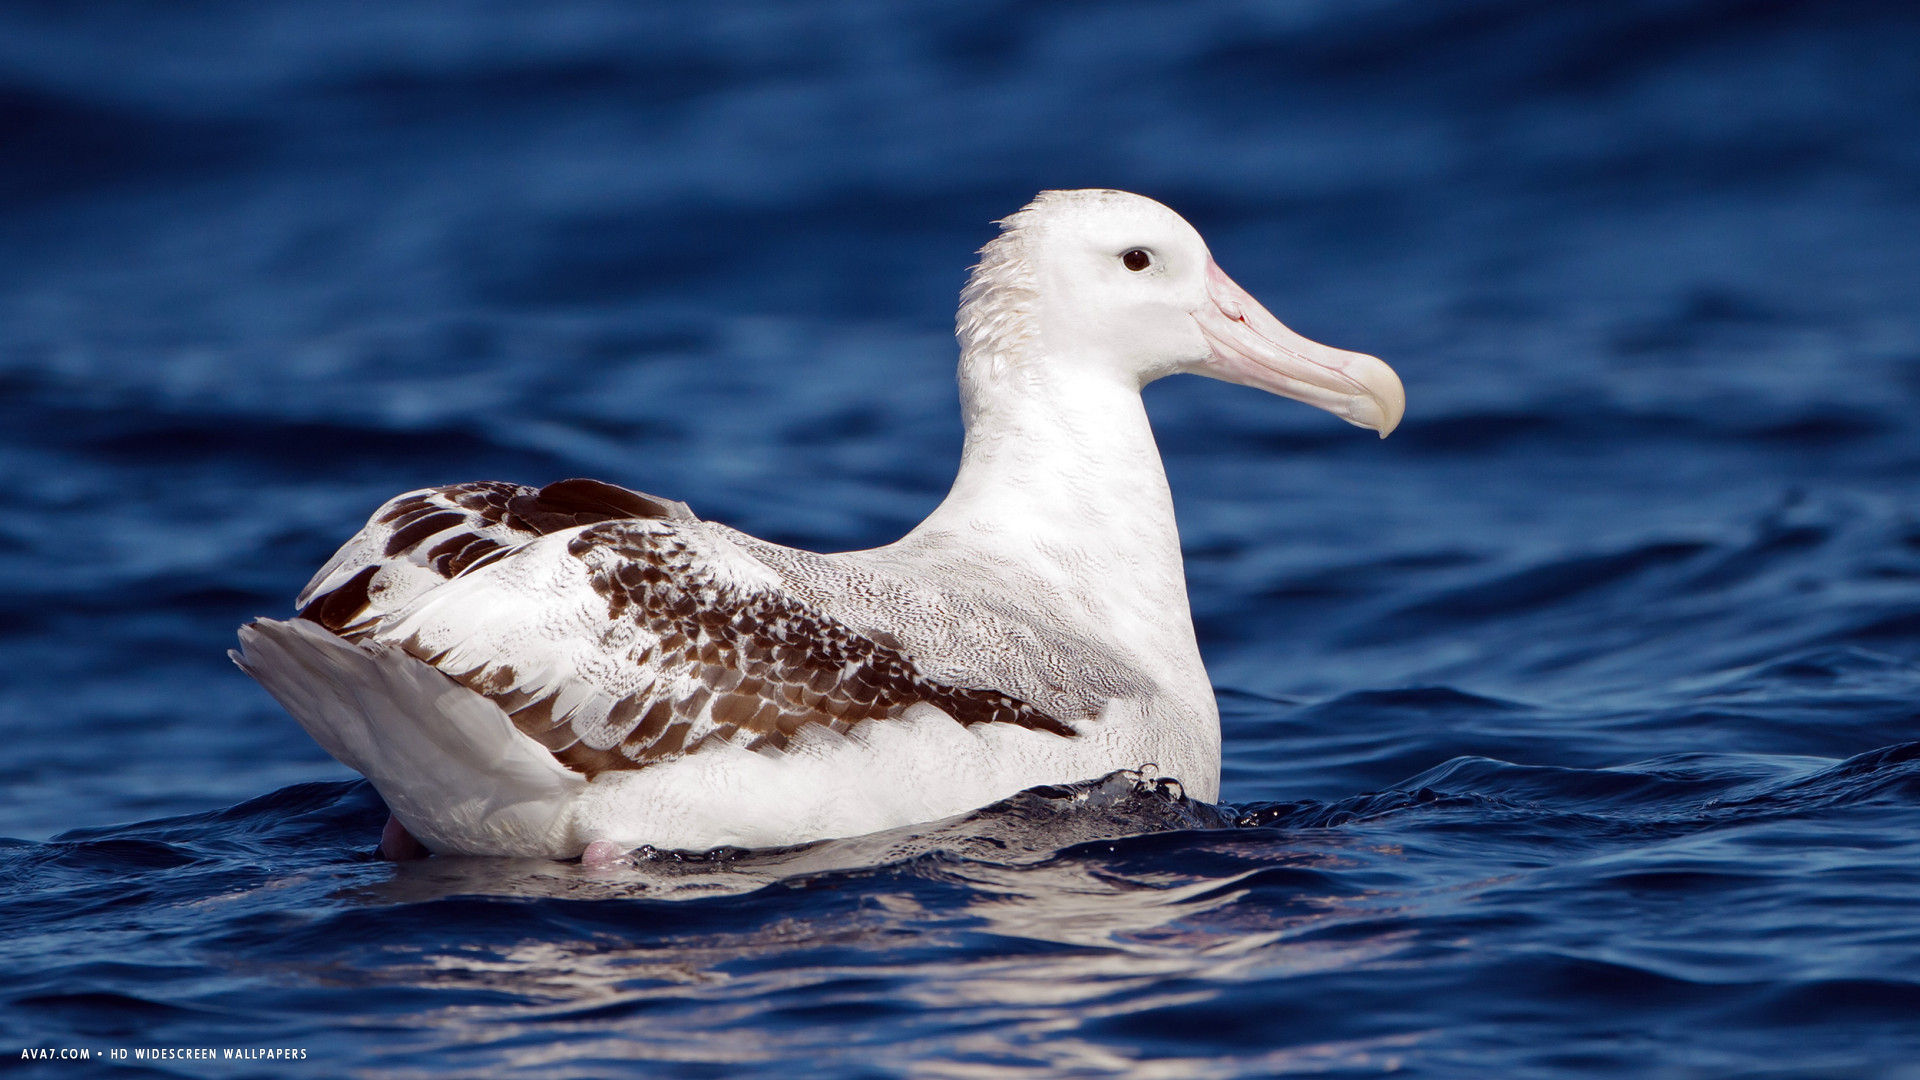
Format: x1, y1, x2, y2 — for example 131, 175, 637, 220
899, 351, 1200, 673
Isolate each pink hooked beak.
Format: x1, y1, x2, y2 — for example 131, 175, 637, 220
1191, 260, 1405, 437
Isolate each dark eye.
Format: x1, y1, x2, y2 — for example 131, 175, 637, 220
1122, 248, 1151, 272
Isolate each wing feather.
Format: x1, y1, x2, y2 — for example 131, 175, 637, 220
295, 478, 692, 637
292, 479, 1077, 779
366, 517, 1075, 777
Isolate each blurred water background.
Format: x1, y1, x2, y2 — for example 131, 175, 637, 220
3, 1, 1919, 1076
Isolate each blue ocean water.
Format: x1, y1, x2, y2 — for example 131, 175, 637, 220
4, 1, 1919, 1075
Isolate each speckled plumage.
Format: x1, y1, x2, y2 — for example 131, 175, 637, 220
292, 480, 1084, 778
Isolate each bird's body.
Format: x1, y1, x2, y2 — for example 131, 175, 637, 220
234, 190, 1403, 857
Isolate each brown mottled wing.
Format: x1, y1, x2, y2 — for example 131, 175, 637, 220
363, 518, 1077, 778
296, 478, 694, 640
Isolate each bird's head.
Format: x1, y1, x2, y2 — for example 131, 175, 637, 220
958, 189, 1404, 436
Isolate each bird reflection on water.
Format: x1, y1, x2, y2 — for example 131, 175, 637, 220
14, 734, 1918, 1074
332, 773, 1434, 1075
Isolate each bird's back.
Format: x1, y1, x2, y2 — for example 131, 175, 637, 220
237, 478, 1219, 853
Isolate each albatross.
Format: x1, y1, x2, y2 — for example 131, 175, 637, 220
233, 189, 1404, 860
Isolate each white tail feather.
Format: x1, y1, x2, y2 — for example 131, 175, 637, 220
232, 618, 586, 856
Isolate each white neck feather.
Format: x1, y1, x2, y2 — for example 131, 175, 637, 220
876, 202, 1209, 686
897, 331, 1202, 681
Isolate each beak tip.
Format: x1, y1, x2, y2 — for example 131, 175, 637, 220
1375, 405, 1403, 439
1365, 365, 1406, 439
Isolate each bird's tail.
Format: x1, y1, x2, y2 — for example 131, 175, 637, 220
231, 618, 586, 855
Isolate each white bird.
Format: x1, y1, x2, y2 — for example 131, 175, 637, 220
233, 189, 1404, 860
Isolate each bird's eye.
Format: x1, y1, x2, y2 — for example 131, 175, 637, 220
1122, 249, 1152, 272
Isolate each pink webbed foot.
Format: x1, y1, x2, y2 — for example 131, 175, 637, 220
580, 840, 627, 868
378, 815, 430, 861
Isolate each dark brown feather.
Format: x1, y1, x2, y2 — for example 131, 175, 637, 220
298, 564, 380, 634
497, 520, 1084, 776
309, 482, 1080, 781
